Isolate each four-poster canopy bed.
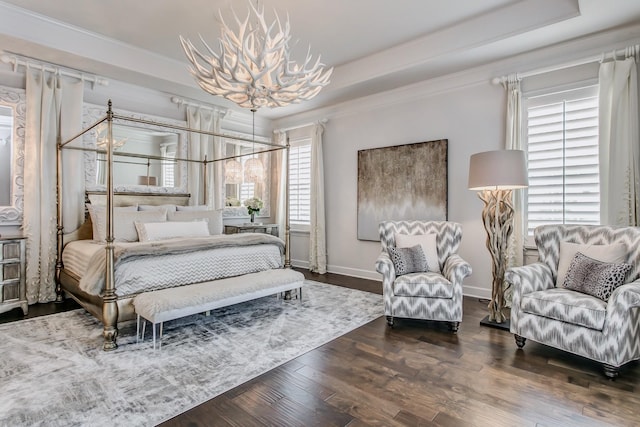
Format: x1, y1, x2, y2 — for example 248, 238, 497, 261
55, 101, 294, 350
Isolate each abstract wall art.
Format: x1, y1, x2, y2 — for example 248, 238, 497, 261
357, 139, 448, 241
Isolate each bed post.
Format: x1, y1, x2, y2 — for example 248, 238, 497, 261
103, 100, 119, 350
284, 137, 291, 269
55, 133, 64, 302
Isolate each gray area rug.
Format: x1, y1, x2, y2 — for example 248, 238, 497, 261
0, 280, 382, 426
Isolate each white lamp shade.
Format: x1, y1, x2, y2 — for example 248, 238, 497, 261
468, 150, 528, 190
244, 157, 265, 183
225, 159, 242, 184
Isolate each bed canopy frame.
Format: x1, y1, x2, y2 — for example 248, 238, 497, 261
55, 100, 291, 350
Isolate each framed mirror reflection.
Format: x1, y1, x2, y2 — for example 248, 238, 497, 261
0, 86, 25, 226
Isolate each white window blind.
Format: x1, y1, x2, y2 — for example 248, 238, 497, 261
161, 144, 176, 187
525, 85, 600, 235
289, 140, 311, 224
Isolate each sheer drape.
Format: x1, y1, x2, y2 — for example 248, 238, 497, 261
24, 69, 83, 303
598, 51, 640, 226
186, 107, 225, 208
309, 124, 327, 274
273, 130, 288, 240
504, 75, 525, 268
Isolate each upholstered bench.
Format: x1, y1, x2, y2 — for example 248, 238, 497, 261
133, 268, 305, 349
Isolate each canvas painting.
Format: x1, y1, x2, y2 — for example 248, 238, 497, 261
357, 139, 448, 241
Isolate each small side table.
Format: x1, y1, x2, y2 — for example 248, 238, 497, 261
0, 235, 28, 316
224, 223, 279, 237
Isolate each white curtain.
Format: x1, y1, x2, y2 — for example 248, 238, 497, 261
504, 75, 525, 268
186, 107, 225, 208
309, 124, 327, 274
23, 69, 83, 303
273, 130, 288, 240
598, 51, 640, 226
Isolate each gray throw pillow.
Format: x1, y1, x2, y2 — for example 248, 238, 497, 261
563, 252, 632, 301
388, 245, 429, 276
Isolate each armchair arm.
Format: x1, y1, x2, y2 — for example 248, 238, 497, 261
605, 280, 640, 326
442, 254, 472, 285
505, 262, 555, 308
375, 251, 396, 294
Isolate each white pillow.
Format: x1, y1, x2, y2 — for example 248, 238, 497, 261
556, 241, 627, 286
395, 233, 440, 273
138, 204, 177, 212
176, 205, 209, 211
88, 207, 166, 242
168, 209, 223, 235
87, 205, 138, 241
135, 220, 210, 242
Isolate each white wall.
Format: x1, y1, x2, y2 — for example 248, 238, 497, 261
318, 81, 502, 298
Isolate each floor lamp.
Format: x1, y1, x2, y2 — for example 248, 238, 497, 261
468, 150, 528, 329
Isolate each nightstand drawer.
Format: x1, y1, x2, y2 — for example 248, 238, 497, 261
1, 262, 20, 282
0, 236, 27, 315
2, 242, 20, 261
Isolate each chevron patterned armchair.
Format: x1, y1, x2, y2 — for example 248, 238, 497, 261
506, 224, 640, 378
375, 220, 472, 332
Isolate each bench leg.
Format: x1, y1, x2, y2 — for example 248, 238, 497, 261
136, 315, 140, 344
159, 322, 164, 350
141, 320, 146, 342
152, 323, 157, 350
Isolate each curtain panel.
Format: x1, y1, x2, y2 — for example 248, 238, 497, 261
309, 123, 327, 274
24, 70, 83, 303
598, 55, 640, 226
186, 107, 226, 209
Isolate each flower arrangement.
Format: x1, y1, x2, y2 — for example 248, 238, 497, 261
243, 197, 263, 215
225, 196, 240, 207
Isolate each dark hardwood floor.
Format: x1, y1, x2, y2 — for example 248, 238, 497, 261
3, 270, 639, 426
161, 270, 640, 427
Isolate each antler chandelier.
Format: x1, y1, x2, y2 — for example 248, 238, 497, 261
179, 2, 333, 109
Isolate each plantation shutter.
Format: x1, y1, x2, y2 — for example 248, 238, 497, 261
525, 85, 600, 235
289, 141, 312, 224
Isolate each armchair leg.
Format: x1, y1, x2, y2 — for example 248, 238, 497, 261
448, 322, 460, 333
514, 334, 526, 348
603, 364, 619, 379
386, 316, 394, 328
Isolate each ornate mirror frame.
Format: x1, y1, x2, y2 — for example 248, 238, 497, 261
82, 104, 188, 194
0, 85, 25, 226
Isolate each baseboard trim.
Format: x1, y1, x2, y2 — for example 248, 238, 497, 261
327, 265, 381, 281
462, 284, 491, 300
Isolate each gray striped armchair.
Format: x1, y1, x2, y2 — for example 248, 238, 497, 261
506, 225, 640, 378
375, 220, 472, 332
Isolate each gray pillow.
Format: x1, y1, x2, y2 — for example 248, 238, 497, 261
388, 245, 429, 276
563, 252, 631, 301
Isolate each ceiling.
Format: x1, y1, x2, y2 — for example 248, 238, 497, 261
0, 0, 639, 120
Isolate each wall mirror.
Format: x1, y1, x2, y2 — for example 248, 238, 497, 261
83, 104, 188, 193
222, 134, 271, 218
0, 86, 25, 226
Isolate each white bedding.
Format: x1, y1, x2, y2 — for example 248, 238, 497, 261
62, 237, 283, 297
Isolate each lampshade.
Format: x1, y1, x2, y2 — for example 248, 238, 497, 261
244, 157, 265, 183
224, 159, 242, 184
468, 150, 528, 190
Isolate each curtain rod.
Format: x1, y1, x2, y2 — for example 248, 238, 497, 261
492, 44, 640, 85
274, 118, 328, 134
0, 53, 109, 87
170, 96, 228, 115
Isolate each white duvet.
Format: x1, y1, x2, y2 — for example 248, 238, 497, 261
62, 235, 284, 297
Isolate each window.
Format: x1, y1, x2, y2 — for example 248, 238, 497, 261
289, 138, 311, 225
160, 143, 177, 187
525, 85, 600, 235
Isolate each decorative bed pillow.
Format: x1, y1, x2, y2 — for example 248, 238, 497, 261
87, 205, 138, 241
388, 245, 429, 276
88, 207, 166, 242
562, 252, 631, 301
138, 204, 177, 212
556, 241, 626, 287
135, 220, 210, 242
176, 205, 209, 211
168, 209, 223, 235
394, 233, 440, 273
